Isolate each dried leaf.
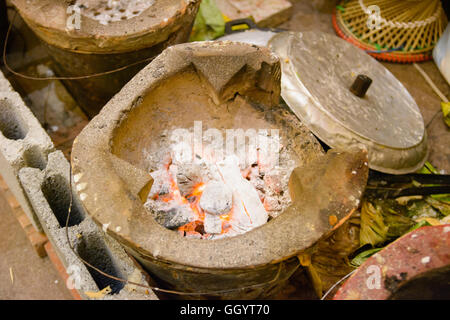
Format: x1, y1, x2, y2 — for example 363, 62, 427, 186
415, 217, 442, 226
360, 199, 415, 246
84, 286, 112, 299
425, 196, 450, 216
360, 200, 388, 246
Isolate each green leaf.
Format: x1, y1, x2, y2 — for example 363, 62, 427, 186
416, 161, 439, 174
442, 101, 450, 128
431, 193, 450, 203
350, 247, 383, 267
189, 0, 225, 42
407, 220, 431, 233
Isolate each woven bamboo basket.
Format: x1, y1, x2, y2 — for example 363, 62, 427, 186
333, 0, 448, 63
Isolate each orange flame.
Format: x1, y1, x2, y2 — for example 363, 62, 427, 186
156, 164, 235, 237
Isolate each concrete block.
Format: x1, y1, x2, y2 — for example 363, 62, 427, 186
19, 151, 157, 300
0, 91, 54, 231
0, 70, 13, 93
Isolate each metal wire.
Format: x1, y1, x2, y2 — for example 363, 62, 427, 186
321, 269, 356, 300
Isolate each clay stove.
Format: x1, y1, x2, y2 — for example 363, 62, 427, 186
72, 42, 368, 298
12, 0, 201, 117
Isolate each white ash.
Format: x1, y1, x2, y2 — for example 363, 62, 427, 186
199, 181, 232, 215
204, 213, 223, 234
74, 0, 154, 25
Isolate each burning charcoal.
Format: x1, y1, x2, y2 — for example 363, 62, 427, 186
151, 203, 195, 229
248, 167, 265, 191
184, 231, 203, 239
199, 181, 233, 215
263, 171, 283, 194
257, 132, 281, 173
204, 213, 223, 234
174, 162, 216, 196
175, 164, 203, 196
263, 196, 283, 217
148, 164, 178, 199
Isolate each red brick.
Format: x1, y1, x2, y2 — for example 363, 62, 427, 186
17, 213, 32, 230
28, 231, 48, 258
0, 175, 8, 191
4, 190, 21, 210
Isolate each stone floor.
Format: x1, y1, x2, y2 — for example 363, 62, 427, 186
0, 0, 449, 299
0, 191, 73, 299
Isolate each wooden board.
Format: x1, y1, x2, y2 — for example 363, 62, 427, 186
216, 0, 293, 28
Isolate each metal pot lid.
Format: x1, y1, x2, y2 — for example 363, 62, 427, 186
268, 31, 428, 174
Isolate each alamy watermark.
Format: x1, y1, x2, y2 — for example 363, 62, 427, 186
365, 264, 381, 289
366, 5, 382, 30
169, 121, 280, 169
66, 5, 81, 31
66, 264, 82, 290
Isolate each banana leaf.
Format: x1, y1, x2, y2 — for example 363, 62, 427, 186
360, 199, 415, 247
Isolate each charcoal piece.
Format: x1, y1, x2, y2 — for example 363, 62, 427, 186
263, 170, 284, 194
184, 231, 203, 239
148, 166, 177, 198
175, 163, 207, 196
199, 181, 233, 215
152, 203, 195, 229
